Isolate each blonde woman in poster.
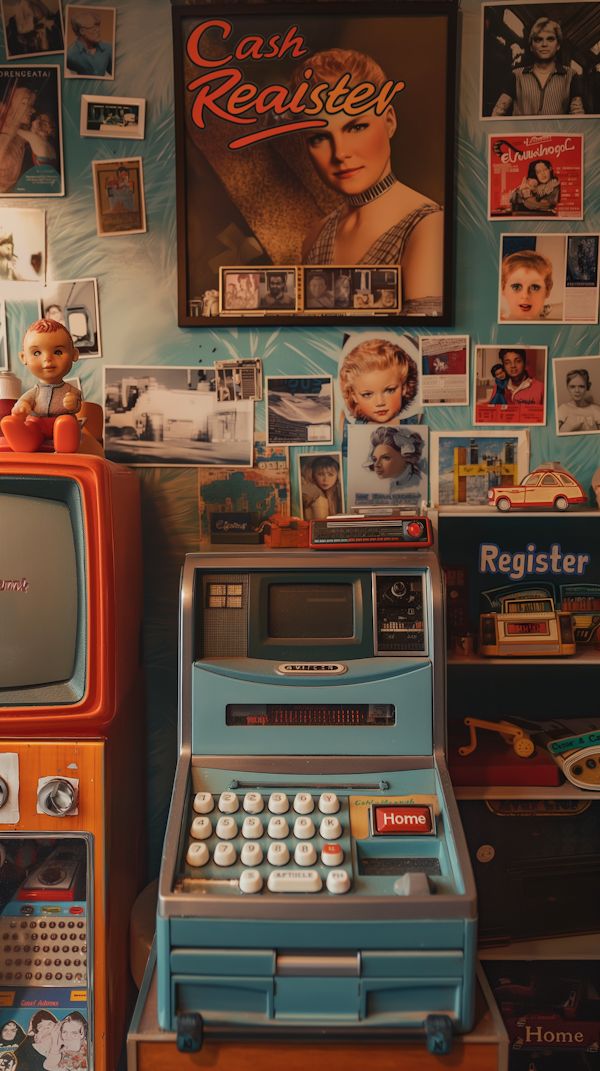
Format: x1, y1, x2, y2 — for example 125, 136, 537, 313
294, 49, 443, 316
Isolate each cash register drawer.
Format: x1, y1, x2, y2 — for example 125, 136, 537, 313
171, 949, 465, 1024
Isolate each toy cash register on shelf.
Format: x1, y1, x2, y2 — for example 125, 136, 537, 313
156, 526, 477, 1055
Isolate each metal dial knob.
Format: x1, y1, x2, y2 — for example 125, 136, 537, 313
0, 777, 8, 809
37, 779, 77, 817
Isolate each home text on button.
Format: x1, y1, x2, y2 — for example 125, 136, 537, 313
372, 805, 434, 836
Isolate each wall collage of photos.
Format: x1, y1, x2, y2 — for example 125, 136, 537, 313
1, 0, 600, 894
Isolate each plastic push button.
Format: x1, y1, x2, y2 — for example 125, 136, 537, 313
267, 870, 322, 893
372, 805, 434, 835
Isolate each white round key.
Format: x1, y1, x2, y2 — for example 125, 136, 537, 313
193, 792, 214, 814
326, 869, 351, 894
321, 843, 344, 867
216, 816, 238, 840
318, 792, 340, 814
213, 842, 236, 867
267, 816, 289, 839
218, 791, 239, 813
268, 792, 289, 814
293, 792, 314, 814
243, 792, 264, 814
241, 842, 263, 866
242, 816, 264, 840
186, 842, 209, 868
294, 842, 317, 866
267, 841, 290, 865
239, 869, 263, 894
190, 816, 212, 840
320, 816, 342, 841
293, 816, 315, 840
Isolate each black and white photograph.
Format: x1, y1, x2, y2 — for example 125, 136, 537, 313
80, 94, 145, 139
215, 358, 262, 402
481, 2, 600, 119
64, 4, 115, 80
337, 332, 422, 425
305, 269, 353, 310
104, 366, 254, 466
298, 451, 344, 520
1, 0, 64, 58
0, 206, 45, 281
0, 66, 63, 196
420, 335, 469, 406
39, 278, 101, 357
220, 270, 260, 312
351, 268, 400, 310
257, 270, 297, 313
499, 232, 600, 323
346, 423, 428, 512
553, 354, 600, 434
266, 375, 333, 446
0, 300, 6, 368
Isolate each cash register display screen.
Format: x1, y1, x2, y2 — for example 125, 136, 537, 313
268, 584, 354, 638
226, 704, 395, 727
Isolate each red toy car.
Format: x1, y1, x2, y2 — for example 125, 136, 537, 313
487, 463, 587, 512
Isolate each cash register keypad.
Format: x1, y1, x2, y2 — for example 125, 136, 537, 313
186, 790, 351, 894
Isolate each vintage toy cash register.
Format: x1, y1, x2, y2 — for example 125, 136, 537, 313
157, 535, 477, 1054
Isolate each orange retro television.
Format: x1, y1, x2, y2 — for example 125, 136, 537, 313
0, 452, 141, 735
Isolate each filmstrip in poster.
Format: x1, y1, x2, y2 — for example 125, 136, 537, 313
0, 65, 63, 196
173, 2, 457, 326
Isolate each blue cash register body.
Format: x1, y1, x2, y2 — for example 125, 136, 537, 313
157, 545, 477, 1053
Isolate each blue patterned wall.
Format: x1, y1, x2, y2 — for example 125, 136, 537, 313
1, 0, 599, 874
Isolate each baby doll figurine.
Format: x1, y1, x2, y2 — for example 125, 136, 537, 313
0, 318, 81, 452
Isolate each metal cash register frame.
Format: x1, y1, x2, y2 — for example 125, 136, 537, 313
157, 545, 477, 1052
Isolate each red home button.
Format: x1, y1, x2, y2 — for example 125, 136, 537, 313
372, 805, 434, 835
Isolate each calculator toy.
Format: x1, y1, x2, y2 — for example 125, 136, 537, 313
157, 547, 476, 1055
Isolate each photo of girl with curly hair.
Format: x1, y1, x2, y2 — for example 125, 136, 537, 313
338, 334, 420, 424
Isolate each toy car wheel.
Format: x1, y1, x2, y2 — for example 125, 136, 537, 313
496, 497, 511, 512
554, 496, 569, 511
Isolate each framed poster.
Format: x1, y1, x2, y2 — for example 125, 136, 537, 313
172, 1, 458, 327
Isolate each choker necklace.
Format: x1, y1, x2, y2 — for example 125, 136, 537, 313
347, 172, 398, 208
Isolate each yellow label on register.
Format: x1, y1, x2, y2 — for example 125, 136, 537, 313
0, 992, 15, 1006
70, 990, 87, 1002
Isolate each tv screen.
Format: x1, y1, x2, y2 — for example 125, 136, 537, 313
0, 492, 81, 698
268, 583, 354, 639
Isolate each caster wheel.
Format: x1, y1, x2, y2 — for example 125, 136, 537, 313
176, 1012, 204, 1052
425, 1013, 453, 1054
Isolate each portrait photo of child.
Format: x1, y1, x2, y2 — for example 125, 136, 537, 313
298, 451, 344, 520
337, 331, 421, 425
